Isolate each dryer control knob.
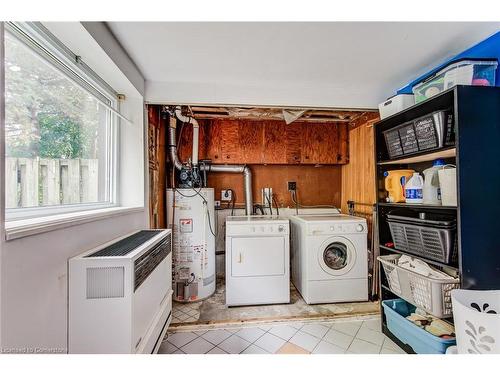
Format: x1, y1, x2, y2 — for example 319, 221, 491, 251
356, 224, 365, 232
278, 225, 285, 232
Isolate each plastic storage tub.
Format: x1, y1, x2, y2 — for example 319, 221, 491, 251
378, 254, 459, 317
382, 299, 456, 354
387, 210, 457, 264
413, 59, 498, 103
382, 109, 454, 159
378, 94, 415, 119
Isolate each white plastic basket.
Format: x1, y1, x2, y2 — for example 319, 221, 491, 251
451, 289, 500, 354
378, 254, 460, 317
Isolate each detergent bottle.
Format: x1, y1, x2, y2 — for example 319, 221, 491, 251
384, 169, 415, 203
423, 159, 445, 205
405, 172, 424, 204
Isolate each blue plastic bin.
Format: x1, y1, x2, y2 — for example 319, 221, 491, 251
382, 299, 456, 354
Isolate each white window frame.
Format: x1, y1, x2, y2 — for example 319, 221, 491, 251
4, 22, 120, 222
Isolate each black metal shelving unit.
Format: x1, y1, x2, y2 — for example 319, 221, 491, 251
374, 85, 500, 353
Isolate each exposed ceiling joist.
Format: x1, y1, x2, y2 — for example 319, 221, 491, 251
186, 105, 375, 123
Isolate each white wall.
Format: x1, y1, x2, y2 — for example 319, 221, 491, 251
0, 212, 147, 352
0, 22, 148, 353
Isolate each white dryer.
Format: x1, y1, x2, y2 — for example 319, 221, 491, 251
290, 215, 368, 304
225, 216, 290, 307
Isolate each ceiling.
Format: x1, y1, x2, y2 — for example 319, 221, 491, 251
107, 22, 500, 108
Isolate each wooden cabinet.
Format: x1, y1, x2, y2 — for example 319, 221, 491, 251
302, 123, 345, 164
284, 122, 302, 164
178, 119, 349, 165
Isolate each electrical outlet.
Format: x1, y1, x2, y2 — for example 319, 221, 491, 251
288, 181, 297, 191
221, 189, 232, 201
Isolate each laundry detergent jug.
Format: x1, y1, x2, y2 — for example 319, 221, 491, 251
423, 159, 445, 205
405, 172, 424, 204
384, 169, 414, 203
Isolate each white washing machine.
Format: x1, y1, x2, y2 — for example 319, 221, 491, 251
290, 215, 368, 304
225, 216, 290, 306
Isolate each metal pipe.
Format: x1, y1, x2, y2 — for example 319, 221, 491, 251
200, 164, 253, 215
168, 111, 254, 215
168, 116, 183, 170
175, 108, 199, 166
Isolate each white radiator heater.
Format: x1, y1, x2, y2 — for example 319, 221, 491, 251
69, 229, 172, 354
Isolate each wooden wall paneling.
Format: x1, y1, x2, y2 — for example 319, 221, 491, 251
341, 116, 379, 243
197, 119, 209, 160
147, 106, 158, 228
176, 118, 211, 162
177, 119, 193, 163
147, 106, 167, 229
263, 120, 287, 164
207, 164, 342, 209
285, 122, 302, 164
157, 115, 167, 229
285, 165, 341, 207
238, 120, 264, 163
341, 121, 376, 213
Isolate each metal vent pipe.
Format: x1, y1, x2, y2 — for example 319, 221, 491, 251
169, 111, 253, 215
199, 164, 253, 215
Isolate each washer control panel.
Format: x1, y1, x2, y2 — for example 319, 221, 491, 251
309, 222, 367, 235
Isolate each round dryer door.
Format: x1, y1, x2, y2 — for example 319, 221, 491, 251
318, 237, 356, 276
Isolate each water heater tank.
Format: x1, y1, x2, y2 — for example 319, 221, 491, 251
166, 188, 216, 302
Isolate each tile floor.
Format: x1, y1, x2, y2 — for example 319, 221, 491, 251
159, 317, 406, 354
171, 279, 379, 325
171, 302, 202, 324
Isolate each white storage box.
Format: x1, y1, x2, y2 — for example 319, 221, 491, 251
378, 94, 415, 119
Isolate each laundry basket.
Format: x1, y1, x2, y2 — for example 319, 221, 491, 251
451, 289, 500, 354
387, 210, 457, 264
378, 254, 459, 318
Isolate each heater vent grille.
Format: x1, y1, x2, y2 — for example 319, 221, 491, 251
86, 230, 160, 257
86, 267, 125, 299
134, 235, 171, 291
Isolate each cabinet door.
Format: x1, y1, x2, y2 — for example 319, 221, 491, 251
302, 123, 345, 164
239, 120, 264, 163
264, 120, 287, 163
220, 120, 240, 162
230, 237, 285, 277
285, 123, 302, 164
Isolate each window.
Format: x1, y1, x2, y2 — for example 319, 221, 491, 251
4, 23, 118, 220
